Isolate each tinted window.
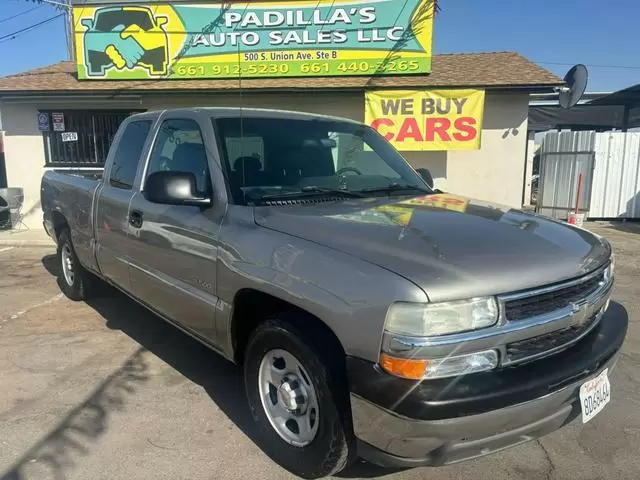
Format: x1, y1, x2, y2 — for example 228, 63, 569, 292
146, 119, 210, 194
226, 136, 265, 170
109, 120, 152, 189
95, 10, 153, 31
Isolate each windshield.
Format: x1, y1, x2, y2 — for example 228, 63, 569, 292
214, 116, 431, 205
95, 9, 154, 31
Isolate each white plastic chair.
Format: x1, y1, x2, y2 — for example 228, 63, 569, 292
0, 188, 28, 231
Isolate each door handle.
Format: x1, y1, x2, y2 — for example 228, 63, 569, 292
129, 210, 143, 228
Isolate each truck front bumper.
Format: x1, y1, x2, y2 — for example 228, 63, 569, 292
347, 301, 628, 468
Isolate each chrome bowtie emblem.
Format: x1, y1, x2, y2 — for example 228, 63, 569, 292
570, 302, 590, 327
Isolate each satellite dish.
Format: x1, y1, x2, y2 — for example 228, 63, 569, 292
558, 64, 588, 109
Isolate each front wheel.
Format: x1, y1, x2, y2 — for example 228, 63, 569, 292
244, 316, 355, 478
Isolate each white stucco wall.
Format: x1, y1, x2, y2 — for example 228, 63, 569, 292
1, 103, 47, 229
442, 93, 529, 206
1, 91, 529, 229
523, 131, 536, 206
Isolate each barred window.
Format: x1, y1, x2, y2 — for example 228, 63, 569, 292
41, 110, 140, 167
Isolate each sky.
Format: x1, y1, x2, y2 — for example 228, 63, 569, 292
0, 0, 639, 92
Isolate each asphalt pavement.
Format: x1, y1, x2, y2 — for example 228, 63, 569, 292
1, 222, 639, 480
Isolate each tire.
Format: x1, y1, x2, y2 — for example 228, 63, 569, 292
56, 228, 99, 301
244, 315, 355, 478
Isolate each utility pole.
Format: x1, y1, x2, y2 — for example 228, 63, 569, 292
27, 0, 74, 60
66, 3, 75, 61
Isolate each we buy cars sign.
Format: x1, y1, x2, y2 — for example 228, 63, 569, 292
365, 89, 486, 151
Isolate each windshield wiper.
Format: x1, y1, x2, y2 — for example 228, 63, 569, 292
300, 186, 366, 197
357, 182, 432, 195
255, 186, 366, 202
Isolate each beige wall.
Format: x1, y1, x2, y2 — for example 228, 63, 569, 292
1, 91, 529, 229
523, 131, 536, 206
1, 103, 47, 229
403, 93, 529, 206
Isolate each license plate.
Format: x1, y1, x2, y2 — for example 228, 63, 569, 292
579, 368, 611, 423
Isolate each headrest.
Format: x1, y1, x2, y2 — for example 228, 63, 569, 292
234, 156, 261, 172
173, 143, 206, 164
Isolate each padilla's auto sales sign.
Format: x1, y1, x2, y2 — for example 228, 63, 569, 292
73, 0, 435, 80
365, 89, 486, 151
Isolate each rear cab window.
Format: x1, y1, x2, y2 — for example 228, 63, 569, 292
109, 120, 152, 190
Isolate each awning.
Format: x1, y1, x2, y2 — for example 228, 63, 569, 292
529, 83, 640, 132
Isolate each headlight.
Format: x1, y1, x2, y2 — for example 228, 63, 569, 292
604, 256, 614, 283
385, 297, 498, 337
380, 350, 499, 380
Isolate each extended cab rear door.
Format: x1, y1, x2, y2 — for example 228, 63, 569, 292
94, 115, 156, 289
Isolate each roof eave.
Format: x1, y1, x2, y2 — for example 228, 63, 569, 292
0, 82, 563, 99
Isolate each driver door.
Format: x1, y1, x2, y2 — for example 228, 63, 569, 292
127, 115, 221, 342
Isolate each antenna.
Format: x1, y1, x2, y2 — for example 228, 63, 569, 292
556, 64, 589, 109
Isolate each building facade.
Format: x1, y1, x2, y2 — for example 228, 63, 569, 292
0, 53, 561, 229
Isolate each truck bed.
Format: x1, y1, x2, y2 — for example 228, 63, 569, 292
50, 169, 103, 181
42, 170, 102, 208
41, 170, 102, 272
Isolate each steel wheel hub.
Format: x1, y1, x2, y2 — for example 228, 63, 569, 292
277, 375, 308, 414
61, 244, 75, 286
258, 349, 320, 447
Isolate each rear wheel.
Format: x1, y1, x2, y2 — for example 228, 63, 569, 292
56, 229, 99, 301
244, 316, 355, 478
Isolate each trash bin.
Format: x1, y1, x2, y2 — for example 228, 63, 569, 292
568, 212, 586, 228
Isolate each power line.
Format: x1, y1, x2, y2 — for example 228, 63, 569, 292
538, 61, 640, 71
32, 0, 70, 8
0, 13, 64, 44
0, 6, 41, 25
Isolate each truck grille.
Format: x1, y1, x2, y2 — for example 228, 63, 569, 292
505, 315, 598, 363
504, 270, 605, 321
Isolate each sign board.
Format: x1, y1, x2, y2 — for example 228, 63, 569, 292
73, 1, 434, 80
400, 194, 469, 212
37, 113, 50, 132
365, 89, 486, 151
61, 132, 78, 142
327, 193, 470, 226
329, 205, 414, 227
52, 113, 65, 132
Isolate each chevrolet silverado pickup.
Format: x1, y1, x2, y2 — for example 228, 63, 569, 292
41, 108, 627, 478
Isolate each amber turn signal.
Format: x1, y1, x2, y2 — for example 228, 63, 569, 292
379, 353, 428, 380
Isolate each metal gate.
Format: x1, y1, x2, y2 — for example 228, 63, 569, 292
590, 132, 640, 218
537, 131, 595, 220
41, 110, 135, 167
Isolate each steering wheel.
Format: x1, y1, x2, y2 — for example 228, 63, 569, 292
336, 167, 363, 176
159, 156, 172, 171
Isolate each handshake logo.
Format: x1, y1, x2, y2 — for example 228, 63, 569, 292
81, 7, 169, 77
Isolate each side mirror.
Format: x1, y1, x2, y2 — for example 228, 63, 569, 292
80, 18, 93, 29
144, 171, 211, 207
415, 168, 434, 189
155, 16, 169, 27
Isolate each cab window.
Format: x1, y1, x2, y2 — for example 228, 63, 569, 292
109, 120, 152, 190
146, 119, 210, 195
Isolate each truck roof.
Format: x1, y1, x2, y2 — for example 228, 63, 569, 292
131, 107, 364, 126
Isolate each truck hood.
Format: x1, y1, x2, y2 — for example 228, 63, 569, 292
253, 194, 611, 302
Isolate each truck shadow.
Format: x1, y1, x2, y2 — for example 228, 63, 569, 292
1, 347, 150, 480
38, 255, 397, 479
